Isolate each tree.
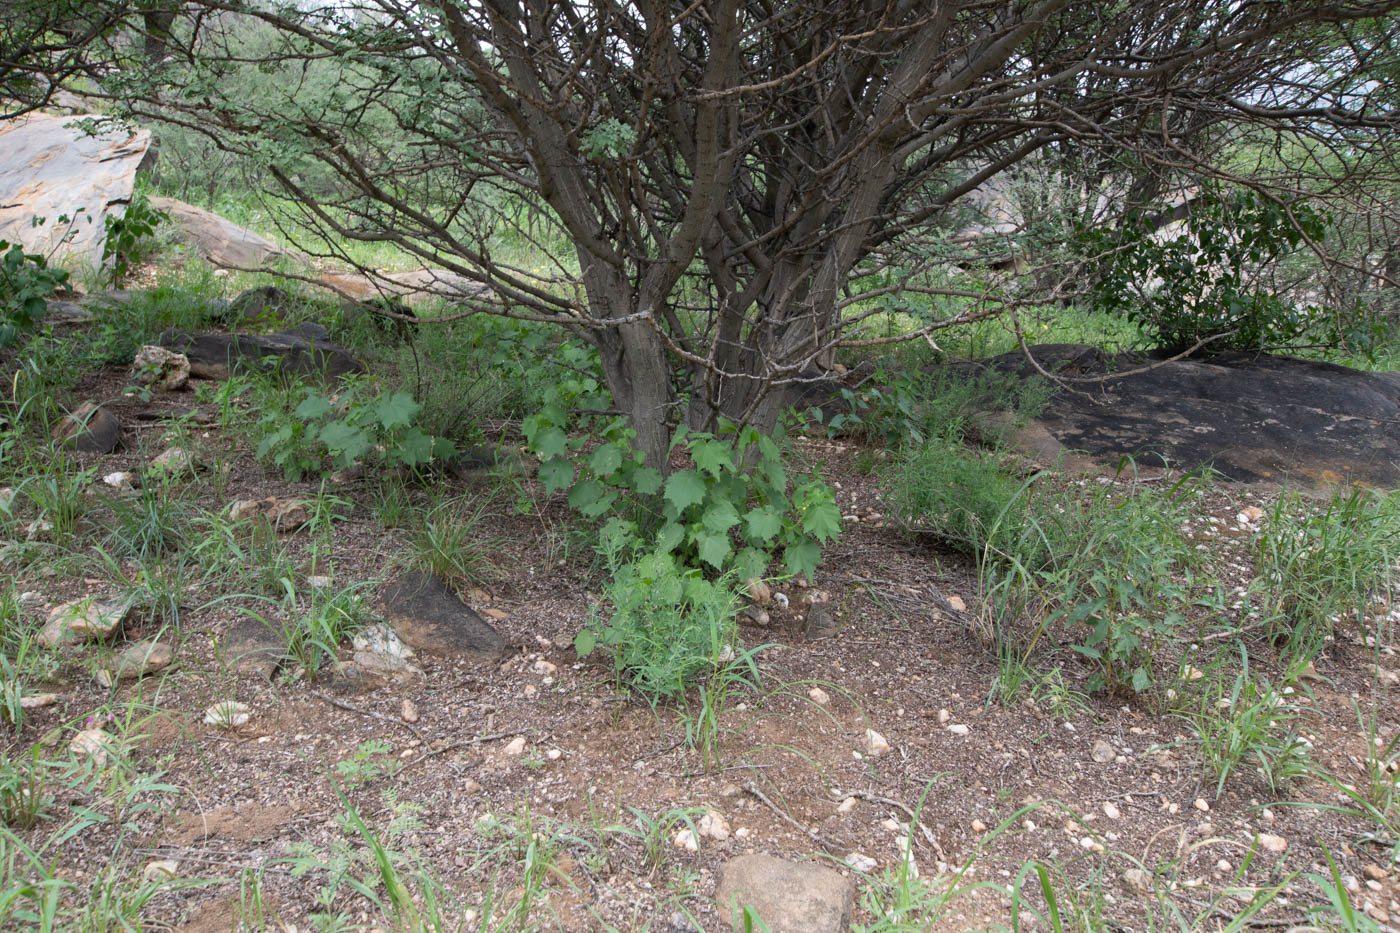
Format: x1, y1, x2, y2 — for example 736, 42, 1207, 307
88, 0, 1400, 469
0, 1, 138, 120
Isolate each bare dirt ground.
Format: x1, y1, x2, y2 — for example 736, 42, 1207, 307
6, 363, 1400, 933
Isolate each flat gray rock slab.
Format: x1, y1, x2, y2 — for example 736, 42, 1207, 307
158, 327, 364, 380
376, 572, 509, 661
960, 344, 1400, 488
714, 854, 854, 933
221, 617, 284, 677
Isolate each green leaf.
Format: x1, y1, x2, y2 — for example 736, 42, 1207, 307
294, 394, 333, 420
630, 467, 663, 496
664, 469, 706, 513
732, 547, 769, 582
375, 392, 420, 430
568, 479, 605, 511
696, 532, 733, 569
691, 438, 734, 477
574, 629, 597, 657
392, 429, 434, 465
743, 506, 784, 544
588, 442, 624, 478
531, 426, 568, 459
537, 457, 575, 495
1131, 667, 1151, 692
656, 521, 685, 553
318, 421, 371, 462
701, 498, 740, 534
783, 539, 821, 579
798, 489, 842, 543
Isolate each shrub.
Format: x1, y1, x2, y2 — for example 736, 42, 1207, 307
0, 240, 67, 348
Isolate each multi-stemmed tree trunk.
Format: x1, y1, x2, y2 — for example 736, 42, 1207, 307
81, 0, 1400, 469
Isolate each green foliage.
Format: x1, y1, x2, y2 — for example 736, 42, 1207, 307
1251, 486, 1400, 651
102, 193, 168, 289
0, 746, 48, 830
0, 240, 67, 348
253, 375, 456, 481
575, 528, 741, 701
1081, 189, 1330, 353
410, 494, 500, 590
335, 740, 399, 788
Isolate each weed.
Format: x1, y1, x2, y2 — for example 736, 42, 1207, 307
411, 494, 501, 590
0, 746, 49, 830
335, 739, 400, 788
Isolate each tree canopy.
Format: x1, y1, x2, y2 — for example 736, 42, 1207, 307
50, 0, 1400, 465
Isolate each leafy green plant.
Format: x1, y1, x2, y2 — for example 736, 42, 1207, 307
0, 746, 49, 830
1081, 188, 1330, 353
101, 193, 168, 288
0, 240, 67, 348
410, 494, 500, 590
254, 375, 456, 481
335, 740, 399, 789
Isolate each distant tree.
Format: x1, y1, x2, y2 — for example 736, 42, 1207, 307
89, 0, 1400, 468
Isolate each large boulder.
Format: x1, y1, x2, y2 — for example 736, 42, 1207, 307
0, 113, 151, 268
148, 197, 311, 271
158, 325, 364, 381
967, 344, 1400, 488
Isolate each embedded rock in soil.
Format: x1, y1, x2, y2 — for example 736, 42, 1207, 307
348, 649, 424, 684
38, 597, 129, 647
129, 346, 190, 391
149, 446, 198, 474
228, 496, 310, 533
97, 639, 174, 686
805, 604, 841, 640
70, 727, 113, 766
52, 400, 122, 453
376, 571, 509, 661
158, 326, 365, 381
148, 197, 312, 271
715, 854, 854, 933
226, 285, 290, 326
221, 617, 285, 677
1091, 739, 1117, 763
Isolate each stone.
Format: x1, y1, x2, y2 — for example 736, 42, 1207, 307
149, 446, 196, 474
699, 810, 732, 842
19, 693, 59, 710
39, 597, 129, 647
1123, 868, 1152, 895
376, 572, 509, 661
946, 724, 971, 736
971, 818, 987, 833
805, 604, 840, 640
130, 346, 190, 391
808, 687, 830, 706
400, 699, 419, 723
228, 496, 310, 532
946, 595, 967, 612
843, 853, 877, 873
481, 607, 509, 622
1103, 802, 1121, 819
142, 859, 181, 884
350, 650, 424, 684
1091, 739, 1116, 763
747, 578, 772, 606
158, 327, 365, 381
52, 401, 122, 453
96, 639, 174, 686
352, 623, 413, 661
227, 286, 290, 326
1193, 798, 1210, 812
714, 854, 853, 933
1363, 864, 1389, 881
102, 471, 138, 493
1258, 833, 1288, 854
203, 701, 251, 728
0, 486, 13, 513
862, 729, 890, 756
220, 617, 284, 677
148, 197, 311, 271
70, 727, 113, 766
0, 113, 151, 268
673, 828, 699, 852
742, 605, 770, 627
503, 735, 526, 756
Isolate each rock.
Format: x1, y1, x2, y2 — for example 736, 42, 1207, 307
808, 687, 830, 706
400, 699, 419, 723
220, 617, 284, 677
1091, 739, 1117, 763
531, 659, 557, 675
320, 266, 491, 308
1103, 802, 1121, 819
747, 579, 772, 607
376, 572, 509, 661
481, 607, 509, 622
716, 851, 856, 930
503, 735, 526, 756
1363, 864, 1389, 881
946, 595, 967, 612
662, 910, 704, 933
227, 286, 290, 325
102, 471, 138, 493
96, 639, 173, 686
862, 729, 890, 756
25, 518, 52, 539
39, 597, 129, 647
674, 828, 699, 852
461, 778, 483, 795
148, 446, 196, 474
699, 810, 732, 842
52, 401, 122, 453
962, 344, 1400, 488
971, 818, 987, 833
19, 693, 59, 710
0, 113, 151, 268
202, 701, 251, 728
1374, 665, 1400, 687
158, 327, 364, 381
946, 724, 971, 736
837, 797, 856, 813
142, 859, 181, 884
742, 605, 770, 627
1123, 868, 1152, 895
349, 650, 424, 684
70, 727, 113, 766
148, 197, 312, 271
1257, 833, 1288, 854
843, 853, 877, 873
352, 623, 414, 661
805, 604, 840, 640
129, 346, 190, 391
0, 486, 13, 513
228, 496, 310, 532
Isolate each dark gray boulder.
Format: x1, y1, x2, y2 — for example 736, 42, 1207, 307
52, 400, 121, 453
376, 572, 509, 661
158, 327, 364, 381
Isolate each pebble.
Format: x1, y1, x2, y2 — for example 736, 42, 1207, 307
937, 708, 951, 724
142, 859, 181, 884
746, 578, 772, 607
837, 797, 857, 813
1364, 864, 1390, 881
1123, 868, 1151, 895
102, 471, 137, 492
149, 446, 196, 473
70, 727, 112, 766
808, 687, 830, 705
461, 779, 483, 795
546, 748, 562, 761
863, 729, 890, 756
699, 811, 731, 841
19, 693, 59, 710
1091, 739, 1116, 763
1258, 833, 1288, 854
400, 699, 419, 723
96, 640, 174, 687
946, 595, 967, 612
844, 852, 877, 873
1194, 798, 1210, 812
946, 724, 970, 736
202, 701, 250, 728
532, 659, 557, 675
1103, 802, 1121, 819
971, 819, 987, 833
503, 736, 526, 756
673, 828, 698, 852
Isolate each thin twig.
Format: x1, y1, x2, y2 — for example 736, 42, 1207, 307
830, 788, 949, 863
397, 731, 525, 773
743, 782, 844, 852
308, 690, 423, 741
